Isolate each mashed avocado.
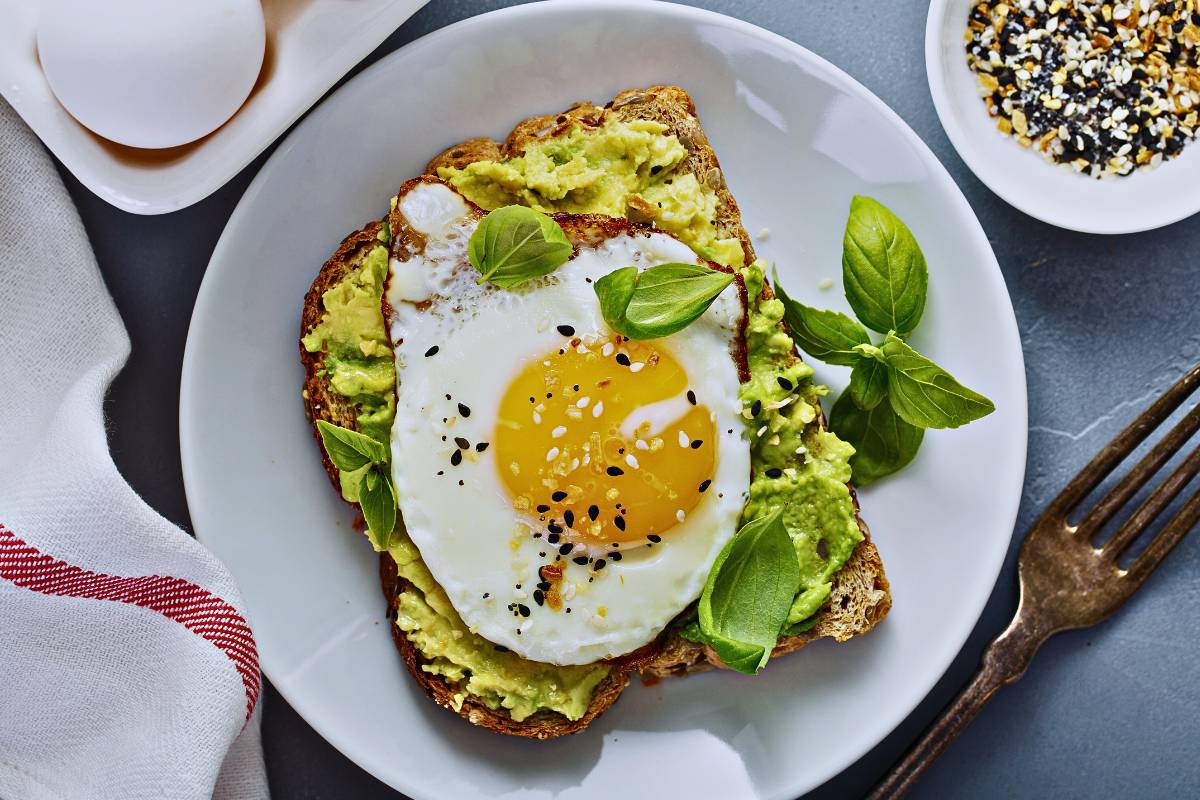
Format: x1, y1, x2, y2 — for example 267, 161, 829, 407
301, 234, 396, 445
388, 536, 609, 721
438, 118, 745, 267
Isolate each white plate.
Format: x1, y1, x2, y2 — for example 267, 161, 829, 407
181, 3, 1028, 798
926, 0, 1200, 234
0, 0, 427, 215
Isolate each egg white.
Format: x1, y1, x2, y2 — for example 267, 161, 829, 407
384, 181, 749, 665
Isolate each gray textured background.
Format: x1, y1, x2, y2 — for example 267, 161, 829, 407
63, 1, 1200, 797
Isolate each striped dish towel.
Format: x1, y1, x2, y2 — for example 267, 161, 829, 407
0, 98, 268, 799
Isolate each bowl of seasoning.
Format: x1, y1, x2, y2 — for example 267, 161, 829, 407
927, 0, 1200, 233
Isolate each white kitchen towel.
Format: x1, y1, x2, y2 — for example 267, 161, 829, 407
0, 99, 269, 800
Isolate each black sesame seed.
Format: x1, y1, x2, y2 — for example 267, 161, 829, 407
482, 592, 490, 599
548, 522, 563, 534
594, 559, 606, 571
699, 479, 711, 493
777, 376, 794, 390
564, 510, 575, 527
424, 345, 439, 357
606, 466, 624, 476
609, 551, 622, 561
686, 389, 697, 405
436, 470, 444, 476
494, 645, 509, 653
765, 467, 783, 479
566, 607, 572, 613
450, 450, 462, 467
690, 439, 703, 449
614, 516, 626, 531
547, 532, 561, 544
454, 436, 470, 450
557, 324, 575, 336
517, 604, 531, 617
537, 581, 551, 591
573, 555, 590, 565
588, 504, 600, 521
750, 399, 762, 417
457, 403, 471, 417
559, 543, 575, 555
616, 353, 631, 366
551, 490, 568, 501
533, 589, 545, 606
458, 479, 464, 486
536, 504, 550, 513
647, 534, 662, 543
475, 442, 489, 452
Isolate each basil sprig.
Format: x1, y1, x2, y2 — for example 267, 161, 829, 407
691, 509, 801, 674
316, 420, 397, 549
467, 205, 572, 289
594, 263, 734, 340
774, 195, 994, 485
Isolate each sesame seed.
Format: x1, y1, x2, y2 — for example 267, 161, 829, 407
547, 522, 563, 535
536, 504, 550, 513
765, 467, 783, 479
625, 454, 640, 469
614, 516, 626, 531
547, 533, 560, 544
630, 361, 645, 373
546, 447, 560, 462
557, 324, 575, 336
607, 466, 624, 476
552, 490, 568, 501
647, 534, 662, 543
559, 543, 574, 555
616, 353, 631, 366
699, 479, 711, 493
690, 439, 703, 449
601, 342, 614, 356
564, 510, 575, 527
475, 442, 489, 452
517, 604, 531, 617
593, 402, 604, 418
676, 509, 686, 523
573, 555, 590, 565
609, 551, 622, 561
424, 345, 439, 357
777, 376, 794, 390
576, 396, 590, 408
686, 390, 697, 405
533, 589, 545, 606
594, 559, 607, 571
588, 505, 600, 520
552, 425, 568, 439
750, 400, 762, 417
678, 430, 690, 448
450, 450, 462, 467
454, 437, 469, 450
457, 403, 471, 417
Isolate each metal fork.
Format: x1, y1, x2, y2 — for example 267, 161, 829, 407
869, 363, 1200, 799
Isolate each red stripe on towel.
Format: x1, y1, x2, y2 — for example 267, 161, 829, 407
0, 524, 260, 718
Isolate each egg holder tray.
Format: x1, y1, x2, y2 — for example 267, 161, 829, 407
0, 0, 427, 214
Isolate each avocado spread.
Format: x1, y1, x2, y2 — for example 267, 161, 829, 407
305, 119, 861, 718
438, 118, 745, 267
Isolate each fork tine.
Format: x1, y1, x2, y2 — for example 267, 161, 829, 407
1046, 364, 1200, 518
1101, 443, 1200, 558
1077, 403, 1200, 537
1124, 487, 1200, 588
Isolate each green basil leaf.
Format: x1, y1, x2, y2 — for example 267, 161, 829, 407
359, 465, 398, 550
830, 390, 925, 486
467, 205, 572, 289
847, 358, 888, 410
771, 268, 869, 366
316, 420, 389, 472
595, 262, 734, 340
842, 196, 928, 336
696, 508, 801, 674
880, 334, 995, 429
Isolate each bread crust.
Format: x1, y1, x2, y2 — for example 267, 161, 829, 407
299, 86, 891, 738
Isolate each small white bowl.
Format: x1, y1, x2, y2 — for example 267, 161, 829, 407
926, 0, 1200, 234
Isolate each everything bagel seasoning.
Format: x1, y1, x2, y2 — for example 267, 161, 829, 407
965, 0, 1200, 177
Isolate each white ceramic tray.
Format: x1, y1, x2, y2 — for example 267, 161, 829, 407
0, 0, 428, 214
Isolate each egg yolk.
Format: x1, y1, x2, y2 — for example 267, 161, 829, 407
495, 334, 717, 546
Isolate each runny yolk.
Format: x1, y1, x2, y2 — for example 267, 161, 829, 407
494, 335, 717, 546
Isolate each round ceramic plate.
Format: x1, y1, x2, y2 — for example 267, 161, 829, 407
181, 3, 1028, 798
927, 0, 1200, 234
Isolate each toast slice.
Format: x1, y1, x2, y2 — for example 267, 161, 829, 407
299, 86, 891, 738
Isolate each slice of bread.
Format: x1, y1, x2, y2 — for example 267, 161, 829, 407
299, 86, 891, 738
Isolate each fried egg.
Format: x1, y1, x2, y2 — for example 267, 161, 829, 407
384, 180, 749, 666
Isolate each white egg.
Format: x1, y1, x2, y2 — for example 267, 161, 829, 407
37, 0, 265, 148
384, 181, 750, 666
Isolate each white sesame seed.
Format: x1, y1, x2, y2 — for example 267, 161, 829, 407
576, 396, 590, 408
593, 402, 604, 418
676, 509, 686, 523
532, 412, 542, 424
625, 454, 640, 469
818, 277, 834, 290
630, 362, 645, 373
678, 430, 690, 448
552, 426, 567, 439
635, 439, 649, 451
546, 447, 560, 462
601, 342, 614, 357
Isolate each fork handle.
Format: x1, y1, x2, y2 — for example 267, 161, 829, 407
866, 615, 1049, 800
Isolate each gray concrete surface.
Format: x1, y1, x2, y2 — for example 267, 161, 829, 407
65, 1, 1200, 797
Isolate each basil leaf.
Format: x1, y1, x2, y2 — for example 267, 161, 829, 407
880, 334, 995, 429
696, 508, 801, 674
772, 268, 869, 366
316, 420, 389, 472
467, 205, 572, 289
842, 196, 928, 336
359, 465, 397, 550
595, 262, 734, 340
830, 390, 924, 486
847, 358, 888, 410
